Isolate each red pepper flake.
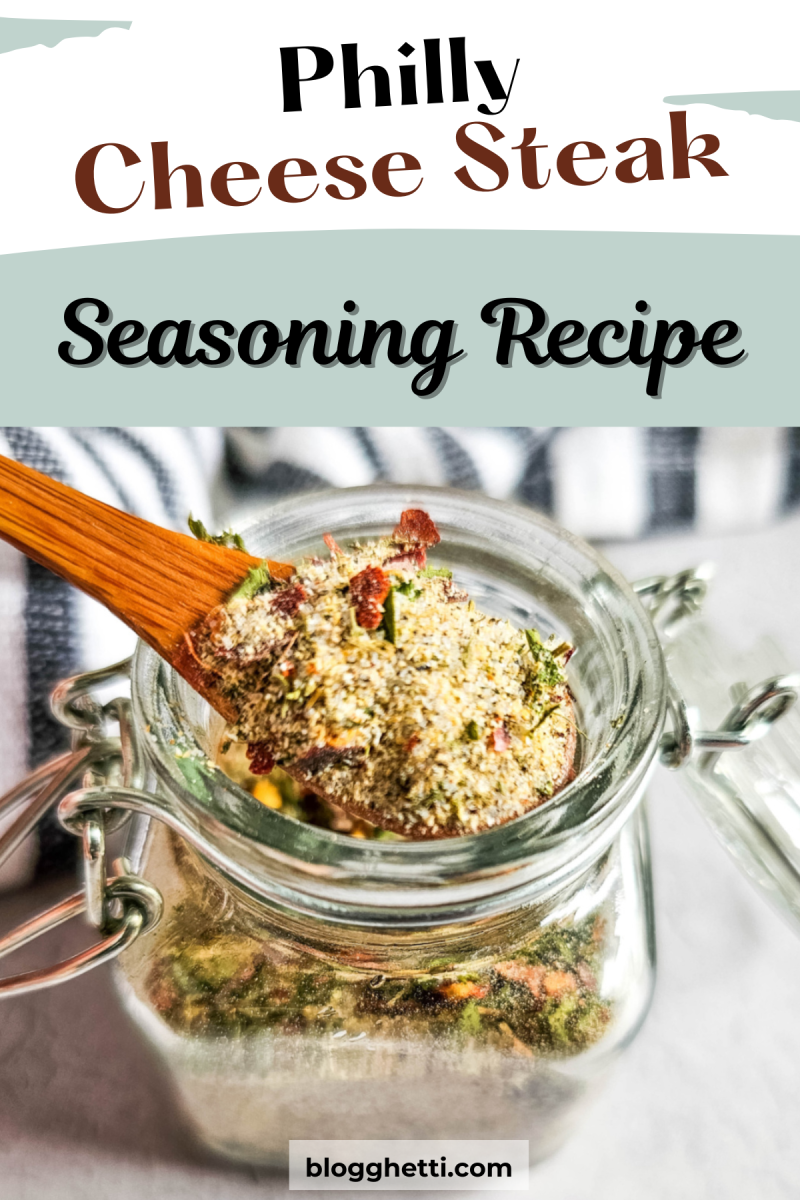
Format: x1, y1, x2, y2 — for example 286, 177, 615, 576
495, 961, 546, 1000
323, 533, 343, 556
271, 582, 307, 617
349, 565, 391, 630
246, 742, 276, 775
438, 981, 491, 1002
444, 581, 469, 604
543, 970, 578, 998
384, 547, 427, 571
405, 733, 421, 753
491, 725, 512, 752
392, 508, 441, 548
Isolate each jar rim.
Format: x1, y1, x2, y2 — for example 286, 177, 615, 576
130, 485, 666, 921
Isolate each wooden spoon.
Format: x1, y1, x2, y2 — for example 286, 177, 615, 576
0, 455, 294, 722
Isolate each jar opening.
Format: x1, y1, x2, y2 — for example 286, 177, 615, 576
131, 486, 665, 919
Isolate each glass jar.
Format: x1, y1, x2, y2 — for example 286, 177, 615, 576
111, 486, 664, 1166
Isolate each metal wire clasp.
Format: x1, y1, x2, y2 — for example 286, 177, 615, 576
632, 565, 712, 641
633, 569, 799, 769
0, 659, 164, 998
0, 866, 162, 997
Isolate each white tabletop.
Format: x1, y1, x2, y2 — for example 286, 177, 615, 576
2, 511, 799, 1199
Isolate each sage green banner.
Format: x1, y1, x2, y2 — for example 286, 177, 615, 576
0, 230, 795, 425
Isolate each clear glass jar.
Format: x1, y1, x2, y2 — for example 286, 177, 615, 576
114, 486, 665, 1167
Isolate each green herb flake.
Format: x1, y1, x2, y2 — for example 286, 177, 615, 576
382, 586, 398, 644
530, 702, 562, 733
396, 579, 422, 600
231, 561, 271, 601
188, 514, 247, 552
465, 719, 481, 741
460, 1001, 482, 1036
420, 566, 453, 579
524, 629, 567, 689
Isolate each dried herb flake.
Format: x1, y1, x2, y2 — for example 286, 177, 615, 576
231, 561, 271, 601
188, 514, 247, 552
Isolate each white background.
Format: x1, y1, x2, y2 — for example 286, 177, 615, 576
0, 0, 798, 253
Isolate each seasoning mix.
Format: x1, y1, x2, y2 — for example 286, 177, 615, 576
188, 508, 576, 838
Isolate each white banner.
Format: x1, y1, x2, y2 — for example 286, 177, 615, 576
0, 0, 798, 253
289, 1140, 530, 1190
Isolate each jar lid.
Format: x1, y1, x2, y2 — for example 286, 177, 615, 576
635, 570, 800, 933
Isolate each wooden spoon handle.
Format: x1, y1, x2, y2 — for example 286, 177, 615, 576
0, 455, 291, 666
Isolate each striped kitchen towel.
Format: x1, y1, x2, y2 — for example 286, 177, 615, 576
0, 427, 221, 890
223, 427, 800, 541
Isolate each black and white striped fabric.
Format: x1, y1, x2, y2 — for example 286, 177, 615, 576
223, 427, 800, 540
0, 427, 221, 890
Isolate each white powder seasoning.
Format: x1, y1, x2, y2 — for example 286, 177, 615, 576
121, 997, 604, 1168
192, 511, 576, 838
